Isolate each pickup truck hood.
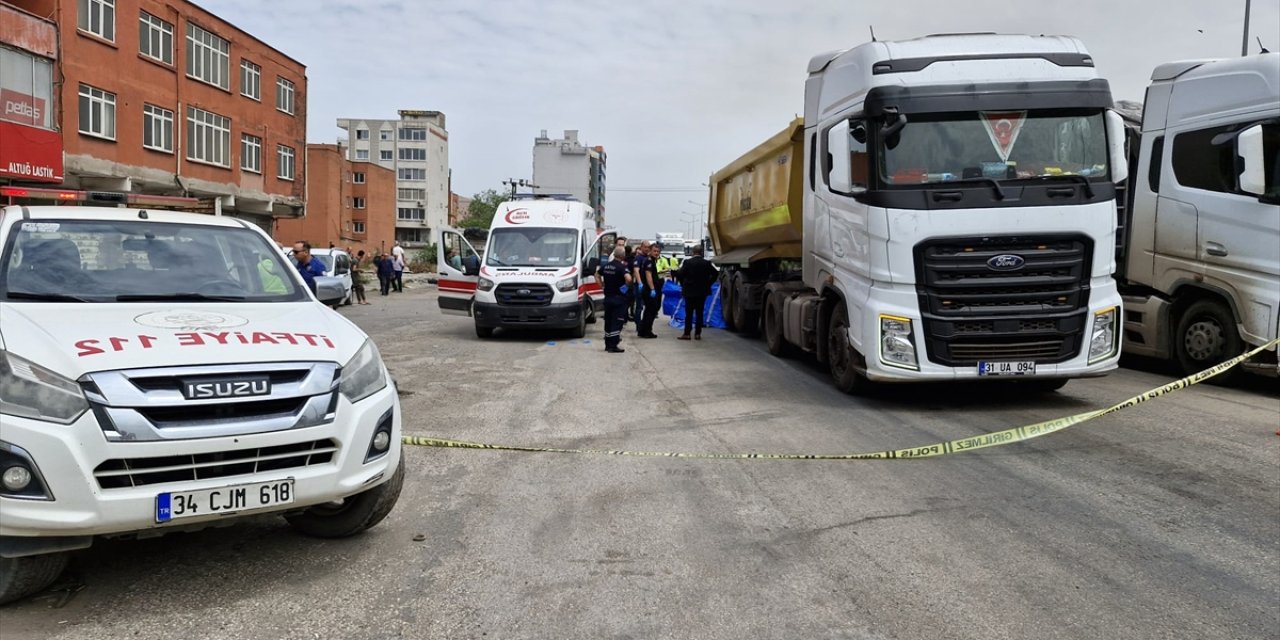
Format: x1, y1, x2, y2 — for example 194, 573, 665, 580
0, 302, 367, 379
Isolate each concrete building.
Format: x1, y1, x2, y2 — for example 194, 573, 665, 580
532, 129, 606, 226
274, 144, 395, 256
4, 0, 308, 231
336, 110, 448, 248
449, 191, 472, 226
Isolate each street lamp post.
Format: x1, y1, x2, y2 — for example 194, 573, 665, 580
1242, 0, 1252, 56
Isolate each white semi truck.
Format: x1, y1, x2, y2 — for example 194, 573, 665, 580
709, 34, 1130, 393
1117, 53, 1279, 378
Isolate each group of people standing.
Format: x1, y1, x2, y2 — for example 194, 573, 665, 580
289, 241, 407, 306
598, 238, 717, 354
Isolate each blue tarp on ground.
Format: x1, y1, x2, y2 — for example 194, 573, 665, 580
667, 282, 725, 330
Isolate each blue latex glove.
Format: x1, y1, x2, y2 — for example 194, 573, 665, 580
619, 284, 629, 295
648, 288, 656, 299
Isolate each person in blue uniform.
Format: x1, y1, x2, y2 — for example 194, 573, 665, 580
292, 241, 326, 295
600, 246, 633, 353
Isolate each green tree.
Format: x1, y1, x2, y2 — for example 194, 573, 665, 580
458, 188, 506, 229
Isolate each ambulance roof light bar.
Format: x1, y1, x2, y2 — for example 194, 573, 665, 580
1, 186, 203, 209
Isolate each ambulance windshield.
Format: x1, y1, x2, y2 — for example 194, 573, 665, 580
485, 228, 578, 267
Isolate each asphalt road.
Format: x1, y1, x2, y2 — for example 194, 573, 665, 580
5, 285, 1278, 640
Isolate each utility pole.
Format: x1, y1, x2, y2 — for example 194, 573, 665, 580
1242, 0, 1252, 56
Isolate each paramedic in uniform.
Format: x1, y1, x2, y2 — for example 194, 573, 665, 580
600, 246, 633, 353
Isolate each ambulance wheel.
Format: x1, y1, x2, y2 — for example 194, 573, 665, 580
475, 322, 494, 339
0, 552, 70, 606
569, 307, 587, 339
286, 458, 404, 539
586, 301, 598, 325
827, 305, 869, 395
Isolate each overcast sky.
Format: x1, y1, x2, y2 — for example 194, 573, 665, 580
207, 0, 1280, 239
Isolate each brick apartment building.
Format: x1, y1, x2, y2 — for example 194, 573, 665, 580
274, 144, 395, 256
2, 0, 306, 231
0, 4, 60, 184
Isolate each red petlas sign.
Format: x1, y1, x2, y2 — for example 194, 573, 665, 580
1, 89, 45, 127
0, 120, 63, 183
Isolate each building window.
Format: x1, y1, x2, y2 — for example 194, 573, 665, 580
353, 172, 366, 184
380, 150, 393, 161
142, 104, 173, 153
398, 168, 426, 180
353, 197, 366, 209
353, 221, 366, 234
355, 129, 369, 140
355, 149, 369, 160
138, 12, 173, 64
398, 188, 426, 200
186, 23, 230, 90
240, 60, 261, 100
396, 229, 424, 242
241, 134, 262, 173
277, 144, 295, 180
399, 148, 427, 161
78, 0, 115, 41
379, 130, 392, 141
185, 106, 230, 167
397, 207, 425, 221
77, 84, 116, 140
276, 77, 295, 114
399, 127, 427, 141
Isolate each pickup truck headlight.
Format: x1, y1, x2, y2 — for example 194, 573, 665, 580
339, 340, 388, 403
879, 315, 919, 370
476, 277, 495, 292
556, 276, 578, 293
0, 350, 89, 425
1088, 307, 1119, 363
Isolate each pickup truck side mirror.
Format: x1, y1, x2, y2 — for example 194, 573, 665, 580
1236, 124, 1267, 197
1106, 111, 1129, 184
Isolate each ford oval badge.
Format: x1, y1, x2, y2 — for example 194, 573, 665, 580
987, 254, 1025, 271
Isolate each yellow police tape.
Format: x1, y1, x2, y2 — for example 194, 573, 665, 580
402, 339, 1278, 460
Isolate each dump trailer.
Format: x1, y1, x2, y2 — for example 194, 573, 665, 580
708, 34, 1131, 393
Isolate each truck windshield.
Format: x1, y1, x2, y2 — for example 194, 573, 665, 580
879, 109, 1109, 185
0, 219, 308, 302
486, 228, 578, 267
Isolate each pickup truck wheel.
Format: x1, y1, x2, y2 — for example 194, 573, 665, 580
286, 458, 405, 539
1175, 299, 1243, 381
0, 552, 70, 606
764, 294, 794, 358
827, 305, 868, 394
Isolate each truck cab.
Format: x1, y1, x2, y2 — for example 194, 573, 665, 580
1119, 53, 1279, 377
437, 198, 613, 338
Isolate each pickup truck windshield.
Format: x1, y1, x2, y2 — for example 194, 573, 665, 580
880, 109, 1109, 185
1, 219, 308, 302
485, 228, 578, 267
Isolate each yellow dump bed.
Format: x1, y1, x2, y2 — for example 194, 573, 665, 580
707, 118, 804, 264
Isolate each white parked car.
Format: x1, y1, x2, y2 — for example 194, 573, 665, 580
0, 205, 404, 604
299, 247, 354, 306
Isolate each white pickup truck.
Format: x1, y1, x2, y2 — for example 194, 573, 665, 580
0, 205, 404, 604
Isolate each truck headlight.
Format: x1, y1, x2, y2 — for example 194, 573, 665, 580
879, 315, 918, 370
1088, 307, 1119, 363
556, 276, 578, 293
340, 340, 388, 404
477, 277, 495, 292
0, 350, 89, 425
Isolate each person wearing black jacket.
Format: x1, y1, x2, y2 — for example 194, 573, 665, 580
675, 245, 717, 340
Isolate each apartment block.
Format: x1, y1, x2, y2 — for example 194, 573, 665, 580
336, 110, 448, 248
0, 4, 60, 184
274, 144, 395, 256
3, 0, 307, 230
532, 129, 606, 226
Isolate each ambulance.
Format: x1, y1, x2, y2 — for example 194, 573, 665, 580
0, 194, 403, 604
437, 197, 615, 338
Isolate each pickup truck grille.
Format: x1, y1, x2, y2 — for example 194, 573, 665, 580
93, 439, 337, 489
494, 283, 554, 307
915, 235, 1092, 366
81, 362, 341, 442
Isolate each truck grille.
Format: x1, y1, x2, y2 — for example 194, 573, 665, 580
93, 439, 338, 489
494, 283, 554, 307
915, 235, 1091, 366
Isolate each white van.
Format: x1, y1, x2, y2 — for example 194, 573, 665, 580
437, 198, 616, 338
0, 204, 403, 604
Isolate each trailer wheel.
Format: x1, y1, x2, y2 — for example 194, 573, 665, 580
764, 294, 795, 358
734, 274, 759, 335
0, 552, 70, 606
1174, 298, 1243, 381
827, 304, 868, 394
721, 273, 738, 331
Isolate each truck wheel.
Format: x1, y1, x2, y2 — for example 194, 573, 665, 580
721, 274, 739, 332
0, 552, 70, 606
764, 294, 795, 358
1174, 299, 1243, 380
827, 305, 868, 394
286, 458, 405, 539
734, 274, 759, 335
475, 322, 494, 339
